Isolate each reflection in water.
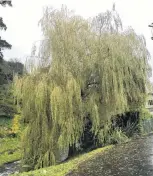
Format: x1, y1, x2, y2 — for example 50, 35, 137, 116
68, 134, 153, 176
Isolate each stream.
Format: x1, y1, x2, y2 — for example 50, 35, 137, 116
0, 161, 20, 176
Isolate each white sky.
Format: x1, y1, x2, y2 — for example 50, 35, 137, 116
0, 0, 153, 81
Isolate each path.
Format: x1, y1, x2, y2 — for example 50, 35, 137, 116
67, 134, 153, 176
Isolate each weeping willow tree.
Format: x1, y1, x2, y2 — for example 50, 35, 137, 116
14, 5, 150, 170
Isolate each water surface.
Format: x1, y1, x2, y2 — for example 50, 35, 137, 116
0, 161, 19, 176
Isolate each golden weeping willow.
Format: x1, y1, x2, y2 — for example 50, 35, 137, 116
14, 6, 150, 170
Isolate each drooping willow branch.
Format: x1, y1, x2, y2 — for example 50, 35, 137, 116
14, 5, 150, 170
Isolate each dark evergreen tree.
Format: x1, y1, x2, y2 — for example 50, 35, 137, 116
0, 59, 24, 118
0, 0, 12, 61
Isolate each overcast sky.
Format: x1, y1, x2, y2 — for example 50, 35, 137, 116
0, 0, 153, 81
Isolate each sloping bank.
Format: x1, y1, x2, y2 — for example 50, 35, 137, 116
12, 146, 112, 176
66, 134, 153, 176
0, 138, 21, 167
12, 112, 153, 176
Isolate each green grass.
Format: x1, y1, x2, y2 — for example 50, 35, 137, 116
0, 117, 13, 138
0, 149, 21, 166
0, 138, 20, 154
13, 145, 113, 176
0, 138, 21, 166
0, 117, 12, 128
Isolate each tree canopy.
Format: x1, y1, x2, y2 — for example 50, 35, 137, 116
14, 6, 150, 170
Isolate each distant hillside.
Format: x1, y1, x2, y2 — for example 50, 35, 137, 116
0, 59, 24, 118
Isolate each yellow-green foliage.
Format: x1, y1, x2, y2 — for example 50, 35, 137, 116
139, 108, 153, 120
13, 145, 112, 176
0, 138, 21, 166
13, 6, 150, 170
11, 114, 21, 134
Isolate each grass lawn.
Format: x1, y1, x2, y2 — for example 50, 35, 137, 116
0, 138, 21, 167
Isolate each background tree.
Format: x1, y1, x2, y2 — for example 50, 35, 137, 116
0, 0, 14, 119
0, 0, 12, 61
0, 59, 24, 118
